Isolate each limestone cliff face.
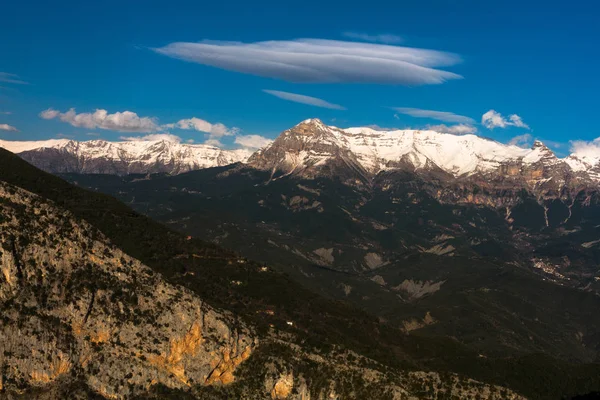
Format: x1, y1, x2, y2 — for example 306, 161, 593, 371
375, 148, 595, 216
0, 182, 256, 398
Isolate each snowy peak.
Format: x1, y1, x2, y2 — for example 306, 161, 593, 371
284, 118, 347, 148
297, 118, 327, 129
338, 128, 533, 176
0, 139, 252, 175
250, 120, 600, 183
251, 121, 532, 178
564, 142, 600, 181
523, 140, 559, 166
3, 120, 600, 184
565, 154, 600, 182
530, 140, 554, 157
247, 118, 365, 180
0, 138, 72, 153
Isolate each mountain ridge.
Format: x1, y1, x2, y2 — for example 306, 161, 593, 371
4, 119, 600, 183
0, 138, 251, 175
248, 119, 587, 182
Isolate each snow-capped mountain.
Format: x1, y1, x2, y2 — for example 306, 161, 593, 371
0, 138, 252, 175
248, 119, 594, 185
2, 119, 600, 182
565, 152, 600, 182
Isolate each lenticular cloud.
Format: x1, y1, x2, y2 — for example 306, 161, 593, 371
154, 38, 463, 85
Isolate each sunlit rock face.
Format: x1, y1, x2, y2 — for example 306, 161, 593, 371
248, 119, 600, 188
0, 181, 256, 398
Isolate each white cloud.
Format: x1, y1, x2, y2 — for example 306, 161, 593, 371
204, 138, 224, 147
393, 107, 474, 124
342, 32, 403, 44
482, 110, 530, 130
40, 109, 60, 119
40, 108, 159, 132
0, 111, 12, 115
509, 114, 530, 129
154, 38, 462, 85
570, 138, 600, 157
0, 72, 28, 85
119, 133, 183, 143
39, 107, 267, 149
482, 110, 507, 128
167, 117, 240, 147
428, 124, 477, 135
234, 134, 273, 150
0, 123, 18, 132
263, 90, 346, 110
167, 117, 238, 137
40, 107, 246, 146
164, 118, 208, 132
508, 133, 533, 148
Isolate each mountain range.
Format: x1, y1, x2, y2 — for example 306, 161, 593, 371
0, 138, 251, 175
3, 118, 600, 182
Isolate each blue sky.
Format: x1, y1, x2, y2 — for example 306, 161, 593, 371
0, 0, 598, 155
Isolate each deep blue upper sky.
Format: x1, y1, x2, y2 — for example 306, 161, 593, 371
0, 0, 598, 154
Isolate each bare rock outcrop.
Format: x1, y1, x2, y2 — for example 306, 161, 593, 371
0, 182, 256, 398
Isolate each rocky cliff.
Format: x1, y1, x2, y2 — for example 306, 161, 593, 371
0, 181, 255, 398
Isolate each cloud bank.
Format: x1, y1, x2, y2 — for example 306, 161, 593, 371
393, 107, 474, 124
154, 38, 462, 85
40, 108, 159, 133
482, 110, 530, 130
263, 90, 346, 110
39, 107, 264, 148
